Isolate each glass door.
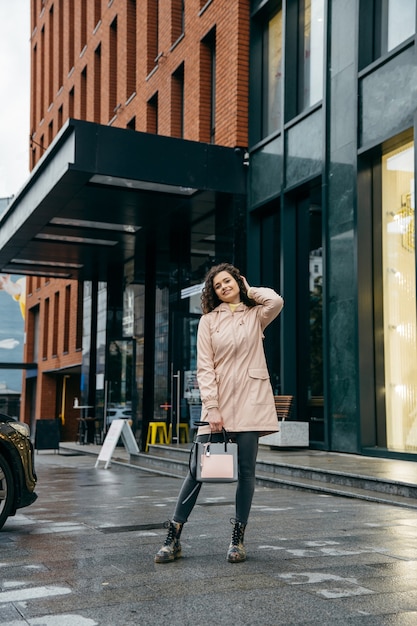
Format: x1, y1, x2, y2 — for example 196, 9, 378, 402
170, 312, 201, 442
105, 339, 133, 430
296, 189, 325, 445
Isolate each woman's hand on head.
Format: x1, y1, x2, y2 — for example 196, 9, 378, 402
207, 408, 224, 432
241, 276, 251, 293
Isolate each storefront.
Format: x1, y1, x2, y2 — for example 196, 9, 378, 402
248, 0, 417, 459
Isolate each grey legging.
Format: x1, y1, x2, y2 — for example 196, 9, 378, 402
173, 431, 259, 525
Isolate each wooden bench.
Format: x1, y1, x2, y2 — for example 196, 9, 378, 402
260, 395, 309, 447
274, 395, 294, 421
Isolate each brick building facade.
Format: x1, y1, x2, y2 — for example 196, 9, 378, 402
30, 0, 249, 158
24, 0, 250, 443
7, 0, 417, 460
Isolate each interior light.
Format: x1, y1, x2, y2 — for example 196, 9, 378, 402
10, 258, 84, 269
89, 174, 198, 196
7, 268, 72, 278
394, 384, 406, 396
50, 217, 140, 233
35, 233, 118, 246
386, 148, 414, 172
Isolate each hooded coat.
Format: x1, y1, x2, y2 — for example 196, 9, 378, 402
197, 286, 284, 435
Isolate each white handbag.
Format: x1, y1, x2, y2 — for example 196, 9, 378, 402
192, 424, 238, 483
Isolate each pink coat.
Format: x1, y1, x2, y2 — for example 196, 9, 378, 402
197, 286, 284, 435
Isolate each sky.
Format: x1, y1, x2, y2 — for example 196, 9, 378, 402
0, 1, 30, 199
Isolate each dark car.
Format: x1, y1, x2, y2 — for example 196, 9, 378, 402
0, 413, 37, 530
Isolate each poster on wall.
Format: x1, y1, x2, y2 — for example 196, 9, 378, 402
0, 274, 26, 393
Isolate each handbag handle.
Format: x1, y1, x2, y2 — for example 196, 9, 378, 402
193, 421, 232, 444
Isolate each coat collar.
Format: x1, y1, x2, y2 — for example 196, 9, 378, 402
214, 302, 246, 313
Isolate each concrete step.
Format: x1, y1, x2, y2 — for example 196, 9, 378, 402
138, 444, 417, 509
254, 459, 417, 499
129, 449, 188, 478
254, 470, 417, 510
147, 443, 191, 461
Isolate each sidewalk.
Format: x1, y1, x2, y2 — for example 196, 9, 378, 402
4, 447, 417, 625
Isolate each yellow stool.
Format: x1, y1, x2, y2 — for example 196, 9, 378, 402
168, 423, 189, 443
145, 422, 169, 452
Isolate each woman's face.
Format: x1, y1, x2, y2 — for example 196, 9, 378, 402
213, 271, 241, 304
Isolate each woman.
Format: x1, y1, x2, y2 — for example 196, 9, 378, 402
155, 263, 284, 564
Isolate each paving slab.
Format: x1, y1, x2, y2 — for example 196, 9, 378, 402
1, 451, 417, 625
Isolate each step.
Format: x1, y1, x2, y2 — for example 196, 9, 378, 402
61, 442, 417, 510
140, 444, 417, 509
147, 443, 192, 461
148, 444, 417, 499
254, 470, 417, 510
129, 450, 188, 478
255, 459, 417, 499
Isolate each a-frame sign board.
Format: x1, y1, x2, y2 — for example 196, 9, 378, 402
95, 419, 139, 469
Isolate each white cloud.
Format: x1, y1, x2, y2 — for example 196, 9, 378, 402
0, 1, 30, 198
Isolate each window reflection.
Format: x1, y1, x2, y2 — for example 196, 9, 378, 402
308, 209, 323, 398
386, 0, 416, 52
301, 0, 324, 109
264, 8, 282, 135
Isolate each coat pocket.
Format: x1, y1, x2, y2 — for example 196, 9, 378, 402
248, 368, 274, 405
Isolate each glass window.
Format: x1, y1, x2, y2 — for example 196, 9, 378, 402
308, 238, 323, 399
382, 140, 417, 452
360, 0, 416, 67
386, 0, 416, 51
200, 29, 216, 143
263, 7, 283, 136
300, 0, 324, 110
292, 189, 324, 443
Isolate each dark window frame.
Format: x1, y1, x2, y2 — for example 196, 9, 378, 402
359, 0, 417, 71
284, 0, 325, 122
249, 0, 282, 146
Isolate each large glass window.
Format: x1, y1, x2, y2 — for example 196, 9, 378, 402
250, 0, 283, 144
382, 140, 417, 452
300, 0, 324, 110
263, 7, 283, 136
284, 0, 324, 121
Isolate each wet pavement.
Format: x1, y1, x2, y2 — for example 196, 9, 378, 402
1, 449, 417, 625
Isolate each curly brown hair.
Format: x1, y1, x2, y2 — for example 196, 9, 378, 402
200, 263, 256, 314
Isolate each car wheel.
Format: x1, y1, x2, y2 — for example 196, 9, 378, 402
0, 454, 14, 530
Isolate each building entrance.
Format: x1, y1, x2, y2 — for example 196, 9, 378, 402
170, 312, 201, 442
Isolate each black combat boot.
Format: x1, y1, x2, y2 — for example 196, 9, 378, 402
227, 518, 247, 563
154, 520, 183, 563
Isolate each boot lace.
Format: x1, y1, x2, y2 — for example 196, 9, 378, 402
230, 517, 244, 544
163, 520, 178, 546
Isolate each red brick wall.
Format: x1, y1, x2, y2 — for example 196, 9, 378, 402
21, 277, 82, 433
29, 0, 250, 165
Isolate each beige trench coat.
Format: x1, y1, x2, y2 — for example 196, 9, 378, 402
197, 286, 284, 436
